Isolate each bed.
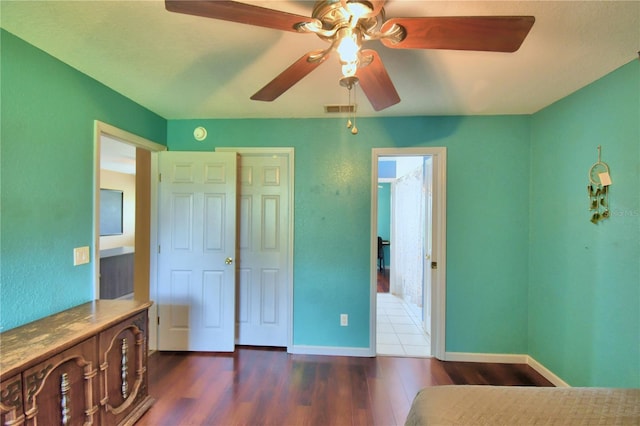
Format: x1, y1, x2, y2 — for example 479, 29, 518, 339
405, 385, 640, 425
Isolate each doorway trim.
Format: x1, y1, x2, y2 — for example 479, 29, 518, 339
93, 120, 166, 350
371, 147, 447, 359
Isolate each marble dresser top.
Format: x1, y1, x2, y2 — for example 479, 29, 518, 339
0, 299, 152, 378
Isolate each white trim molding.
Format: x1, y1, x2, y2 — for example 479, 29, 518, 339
371, 147, 447, 360
527, 356, 571, 387
93, 120, 166, 351
445, 351, 529, 364
290, 345, 375, 357
445, 352, 570, 387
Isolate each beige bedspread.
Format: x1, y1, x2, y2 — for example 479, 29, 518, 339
405, 385, 640, 425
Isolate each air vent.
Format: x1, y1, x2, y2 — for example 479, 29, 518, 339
324, 104, 357, 113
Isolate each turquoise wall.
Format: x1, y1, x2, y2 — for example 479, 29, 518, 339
377, 182, 391, 263
529, 60, 640, 387
2, 28, 636, 388
167, 115, 531, 351
0, 30, 167, 331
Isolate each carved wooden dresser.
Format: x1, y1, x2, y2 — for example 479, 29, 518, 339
0, 300, 154, 425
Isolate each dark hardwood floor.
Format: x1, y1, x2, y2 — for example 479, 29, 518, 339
137, 347, 553, 426
377, 269, 389, 293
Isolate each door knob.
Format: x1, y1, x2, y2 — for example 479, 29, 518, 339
225, 257, 233, 265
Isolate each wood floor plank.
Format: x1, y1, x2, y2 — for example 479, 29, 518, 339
137, 347, 554, 426
367, 376, 401, 426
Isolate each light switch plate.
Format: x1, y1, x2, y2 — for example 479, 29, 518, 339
73, 246, 90, 266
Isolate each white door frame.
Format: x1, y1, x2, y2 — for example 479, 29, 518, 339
93, 120, 166, 351
371, 147, 447, 359
216, 147, 295, 351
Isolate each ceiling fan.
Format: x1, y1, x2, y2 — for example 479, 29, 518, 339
165, 0, 535, 111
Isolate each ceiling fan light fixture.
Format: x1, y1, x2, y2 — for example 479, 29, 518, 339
340, 0, 373, 21
336, 28, 360, 62
336, 27, 362, 77
341, 62, 358, 77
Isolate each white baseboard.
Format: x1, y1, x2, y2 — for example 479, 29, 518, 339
444, 352, 570, 387
526, 356, 570, 387
445, 351, 529, 364
290, 345, 375, 357
286, 348, 569, 386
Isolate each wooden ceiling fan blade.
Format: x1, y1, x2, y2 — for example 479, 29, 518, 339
356, 49, 400, 111
380, 16, 535, 52
251, 52, 329, 102
165, 0, 316, 32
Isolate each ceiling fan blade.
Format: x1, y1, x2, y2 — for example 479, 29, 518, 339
165, 0, 316, 32
356, 49, 400, 111
251, 51, 329, 102
380, 16, 535, 52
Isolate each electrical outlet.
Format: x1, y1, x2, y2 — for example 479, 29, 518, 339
340, 314, 348, 327
73, 246, 90, 266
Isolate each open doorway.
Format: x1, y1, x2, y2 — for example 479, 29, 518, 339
98, 136, 136, 300
370, 148, 447, 359
377, 155, 431, 357
93, 120, 166, 349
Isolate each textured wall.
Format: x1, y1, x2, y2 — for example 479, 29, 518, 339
0, 30, 166, 331
529, 59, 640, 387
167, 114, 532, 352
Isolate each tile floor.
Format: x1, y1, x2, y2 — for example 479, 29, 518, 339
376, 292, 431, 357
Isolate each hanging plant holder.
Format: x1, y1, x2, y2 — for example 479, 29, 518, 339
587, 146, 612, 224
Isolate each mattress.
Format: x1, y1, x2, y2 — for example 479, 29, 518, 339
405, 385, 640, 425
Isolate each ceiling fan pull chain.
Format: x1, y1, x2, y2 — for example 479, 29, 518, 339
351, 86, 358, 135
347, 84, 353, 129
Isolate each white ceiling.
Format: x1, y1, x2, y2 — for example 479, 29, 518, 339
1, 1, 639, 119
101, 135, 137, 174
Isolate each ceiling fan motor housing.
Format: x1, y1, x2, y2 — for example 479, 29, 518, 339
310, 0, 384, 42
